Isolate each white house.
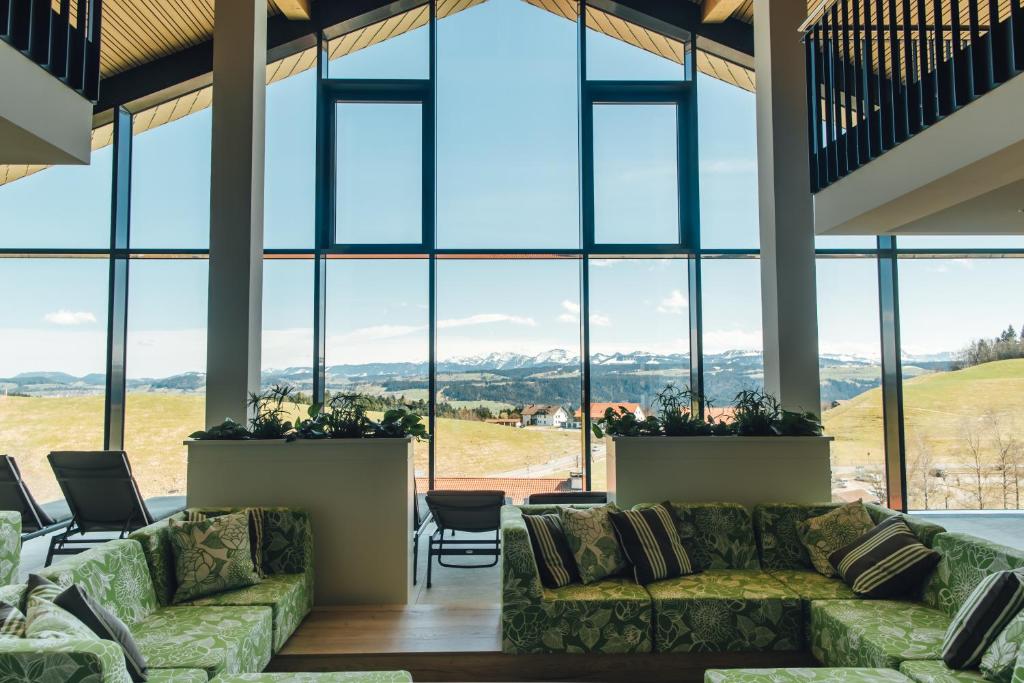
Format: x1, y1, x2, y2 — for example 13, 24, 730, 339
521, 404, 570, 427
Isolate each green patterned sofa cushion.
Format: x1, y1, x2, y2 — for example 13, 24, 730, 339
0, 636, 132, 683
898, 660, 989, 682
922, 533, 1024, 618
148, 668, 210, 683
810, 599, 951, 669
768, 569, 858, 643
705, 668, 913, 682
537, 577, 653, 653
129, 516, 183, 607
185, 573, 310, 651
212, 674, 414, 682
660, 502, 760, 570
647, 569, 802, 653
132, 605, 273, 677
38, 539, 159, 627
752, 503, 945, 571
0, 511, 20, 587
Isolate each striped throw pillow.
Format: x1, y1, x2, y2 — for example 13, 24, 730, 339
828, 516, 940, 598
522, 514, 579, 588
0, 601, 26, 638
943, 570, 1024, 670
609, 504, 695, 585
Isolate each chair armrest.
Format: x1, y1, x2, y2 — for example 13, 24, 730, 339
0, 637, 131, 682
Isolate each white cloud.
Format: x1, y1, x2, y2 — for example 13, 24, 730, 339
557, 313, 576, 323
657, 290, 688, 315
590, 313, 611, 327
43, 309, 97, 326
333, 324, 422, 342
561, 300, 580, 314
437, 313, 536, 329
703, 328, 763, 354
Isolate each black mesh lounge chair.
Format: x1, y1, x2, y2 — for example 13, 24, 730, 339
0, 455, 73, 542
412, 479, 432, 586
45, 451, 186, 565
424, 490, 504, 588
527, 491, 608, 505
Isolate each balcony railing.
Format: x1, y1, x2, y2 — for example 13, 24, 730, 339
803, 0, 1023, 192
1, 0, 102, 103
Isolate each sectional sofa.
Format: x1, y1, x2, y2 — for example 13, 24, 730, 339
0, 507, 314, 682
501, 501, 1024, 682
0, 510, 20, 586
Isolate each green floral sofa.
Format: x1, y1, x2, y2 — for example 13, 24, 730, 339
0, 510, 20, 586
0, 507, 314, 682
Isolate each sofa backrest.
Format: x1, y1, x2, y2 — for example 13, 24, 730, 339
0, 510, 21, 586
922, 532, 1024, 617
38, 539, 158, 627
752, 502, 946, 570
659, 502, 760, 570
129, 506, 314, 607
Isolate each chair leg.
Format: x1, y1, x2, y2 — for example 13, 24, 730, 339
413, 533, 419, 586
426, 540, 434, 589
44, 535, 59, 567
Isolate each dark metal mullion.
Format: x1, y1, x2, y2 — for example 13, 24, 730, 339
104, 107, 132, 451
900, 0, 919, 134
935, 0, 954, 115
428, 0, 437, 490
805, 30, 824, 190
830, 5, 849, 174
683, 40, 702, 416
877, 235, 907, 511
579, 0, 593, 488
840, 0, 858, 169
875, 0, 895, 149
888, 0, 908, 142
966, 0, 981, 96
312, 32, 330, 406
850, 0, 869, 164
821, 16, 839, 182
916, 0, 934, 126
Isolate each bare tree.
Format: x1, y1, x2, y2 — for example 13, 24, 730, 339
961, 417, 989, 509
861, 469, 888, 505
907, 433, 934, 510
987, 411, 1022, 510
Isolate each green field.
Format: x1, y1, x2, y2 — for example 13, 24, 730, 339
2, 359, 1020, 508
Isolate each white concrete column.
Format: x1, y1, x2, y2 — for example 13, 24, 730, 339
754, 0, 821, 416
205, 0, 266, 427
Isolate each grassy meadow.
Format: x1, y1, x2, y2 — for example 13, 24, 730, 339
2, 358, 1020, 508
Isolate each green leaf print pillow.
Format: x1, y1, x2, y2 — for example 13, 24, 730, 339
169, 510, 261, 603
559, 504, 628, 584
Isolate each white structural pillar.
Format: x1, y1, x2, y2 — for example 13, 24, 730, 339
753, 0, 821, 416
205, 0, 267, 427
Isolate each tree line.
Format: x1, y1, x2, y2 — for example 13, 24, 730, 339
954, 324, 1024, 369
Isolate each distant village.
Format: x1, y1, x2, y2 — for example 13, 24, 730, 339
487, 402, 649, 429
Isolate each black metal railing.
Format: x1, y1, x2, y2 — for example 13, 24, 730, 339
1, 0, 102, 103
803, 0, 1022, 191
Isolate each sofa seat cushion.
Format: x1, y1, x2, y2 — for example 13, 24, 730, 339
705, 668, 913, 682
132, 606, 272, 677
811, 599, 951, 668
647, 570, 803, 653
535, 576, 652, 653
769, 570, 859, 644
898, 661, 988, 683
185, 573, 309, 652
147, 668, 210, 683
210, 673, 414, 682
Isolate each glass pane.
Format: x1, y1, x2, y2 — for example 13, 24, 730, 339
586, 7, 688, 81
588, 258, 690, 489
336, 103, 422, 245
698, 74, 759, 249
594, 104, 680, 244
265, 66, 315, 249
817, 258, 886, 505
896, 235, 1024, 249
124, 259, 208, 499
700, 258, 763, 405
262, 259, 314, 395
325, 259, 429, 477
899, 258, 1024, 510
0, 127, 113, 249
436, 0, 580, 249
0, 258, 108, 501
328, 5, 429, 79
435, 259, 582, 500
131, 108, 211, 249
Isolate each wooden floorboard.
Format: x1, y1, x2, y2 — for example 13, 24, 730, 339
272, 606, 820, 682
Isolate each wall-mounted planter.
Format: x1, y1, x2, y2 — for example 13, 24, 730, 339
185, 438, 413, 605
606, 435, 833, 509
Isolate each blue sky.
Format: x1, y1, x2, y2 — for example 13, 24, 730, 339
1, 0, 1021, 378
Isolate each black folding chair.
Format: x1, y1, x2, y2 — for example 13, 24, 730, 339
424, 490, 504, 588
45, 451, 186, 565
0, 455, 73, 542
412, 479, 431, 586
527, 491, 608, 505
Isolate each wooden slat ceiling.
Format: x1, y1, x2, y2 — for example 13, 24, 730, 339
1, 0, 755, 186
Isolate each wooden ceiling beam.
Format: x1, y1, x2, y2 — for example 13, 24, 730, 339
701, 0, 745, 23
276, 0, 312, 21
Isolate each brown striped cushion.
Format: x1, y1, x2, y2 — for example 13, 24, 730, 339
942, 570, 1024, 669
828, 516, 940, 598
522, 513, 579, 588
609, 503, 695, 585
0, 601, 25, 638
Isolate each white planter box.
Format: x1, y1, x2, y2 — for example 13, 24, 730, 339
185, 438, 413, 606
606, 435, 833, 509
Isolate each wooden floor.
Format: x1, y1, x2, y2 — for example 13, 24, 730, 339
270, 604, 817, 682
